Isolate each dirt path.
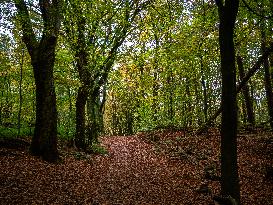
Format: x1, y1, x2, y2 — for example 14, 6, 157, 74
92, 136, 194, 205
84, 135, 215, 205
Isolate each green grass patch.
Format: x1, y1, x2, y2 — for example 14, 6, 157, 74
0, 126, 34, 138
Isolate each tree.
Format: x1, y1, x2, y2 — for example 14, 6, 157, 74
215, 0, 240, 203
14, 0, 63, 162
260, 6, 273, 130
17, 45, 25, 137
64, 0, 144, 149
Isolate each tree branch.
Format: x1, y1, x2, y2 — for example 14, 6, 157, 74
39, 0, 63, 37
14, 0, 38, 56
241, 0, 273, 20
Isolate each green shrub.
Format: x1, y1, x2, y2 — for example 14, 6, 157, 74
0, 126, 34, 138
87, 143, 108, 155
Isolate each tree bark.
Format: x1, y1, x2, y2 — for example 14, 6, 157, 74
17, 48, 24, 137
30, 45, 58, 161
261, 34, 273, 130
216, 0, 240, 203
15, 0, 62, 162
152, 30, 159, 123
86, 90, 102, 144
237, 56, 255, 126
75, 85, 88, 149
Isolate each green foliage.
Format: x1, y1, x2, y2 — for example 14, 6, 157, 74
57, 125, 75, 141
1, 0, 272, 139
0, 126, 34, 138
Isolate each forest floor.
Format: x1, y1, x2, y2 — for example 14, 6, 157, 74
0, 128, 273, 205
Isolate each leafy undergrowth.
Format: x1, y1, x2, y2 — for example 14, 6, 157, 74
0, 128, 272, 205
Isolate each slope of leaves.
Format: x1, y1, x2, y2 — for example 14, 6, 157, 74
0, 129, 272, 204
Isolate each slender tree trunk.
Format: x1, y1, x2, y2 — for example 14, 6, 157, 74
261, 38, 273, 130
240, 97, 247, 124
73, 10, 90, 149
237, 56, 255, 126
270, 54, 273, 81
200, 56, 208, 122
0, 90, 3, 125
66, 86, 73, 138
4, 77, 12, 124
167, 70, 174, 123
185, 78, 192, 127
216, 0, 240, 203
152, 31, 159, 123
17, 49, 24, 137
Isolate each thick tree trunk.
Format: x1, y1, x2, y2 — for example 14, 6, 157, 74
237, 56, 255, 126
30, 37, 59, 162
75, 85, 88, 149
73, 10, 89, 149
86, 92, 102, 145
15, 0, 62, 162
216, 0, 240, 203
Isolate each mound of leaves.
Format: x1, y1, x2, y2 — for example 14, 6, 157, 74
0, 128, 272, 204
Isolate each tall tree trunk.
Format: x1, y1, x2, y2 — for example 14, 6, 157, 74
185, 78, 192, 127
200, 56, 208, 122
86, 91, 102, 144
167, 70, 174, 123
66, 86, 73, 137
261, 34, 273, 130
3, 77, 12, 124
17, 49, 24, 137
75, 85, 88, 149
15, 0, 62, 162
152, 31, 159, 123
73, 13, 89, 149
237, 56, 255, 126
29, 37, 59, 162
216, 0, 240, 203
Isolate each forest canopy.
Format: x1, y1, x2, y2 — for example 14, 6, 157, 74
1, 0, 272, 137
